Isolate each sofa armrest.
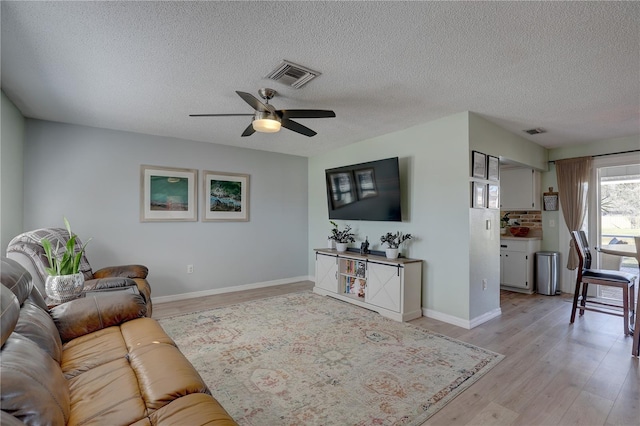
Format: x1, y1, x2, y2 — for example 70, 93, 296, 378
50, 292, 147, 342
83, 277, 137, 292
93, 264, 148, 280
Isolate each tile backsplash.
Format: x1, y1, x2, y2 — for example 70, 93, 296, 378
501, 210, 543, 237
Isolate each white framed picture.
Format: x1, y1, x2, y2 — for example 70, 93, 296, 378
203, 171, 250, 222
487, 156, 500, 181
140, 165, 198, 222
472, 181, 486, 209
487, 184, 500, 209
472, 151, 487, 179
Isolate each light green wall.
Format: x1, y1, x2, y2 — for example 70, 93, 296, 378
468, 112, 548, 171
549, 135, 640, 161
542, 134, 640, 253
465, 114, 548, 318
1, 91, 25, 252
309, 112, 472, 320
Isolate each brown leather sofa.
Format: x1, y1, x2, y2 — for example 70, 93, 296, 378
7, 228, 153, 316
0, 258, 237, 425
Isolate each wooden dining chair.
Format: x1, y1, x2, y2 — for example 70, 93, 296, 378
570, 231, 637, 335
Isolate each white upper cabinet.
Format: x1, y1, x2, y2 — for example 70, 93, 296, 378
500, 168, 541, 210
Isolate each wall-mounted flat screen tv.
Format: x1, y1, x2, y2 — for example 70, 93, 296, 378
325, 157, 402, 221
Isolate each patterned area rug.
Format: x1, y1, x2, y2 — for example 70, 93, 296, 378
158, 292, 503, 425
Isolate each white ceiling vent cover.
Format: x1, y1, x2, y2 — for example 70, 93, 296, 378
266, 60, 320, 89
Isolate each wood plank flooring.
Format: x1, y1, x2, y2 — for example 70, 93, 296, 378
153, 283, 639, 426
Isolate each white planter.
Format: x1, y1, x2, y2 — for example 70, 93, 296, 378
45, 273, 85, 303
335, 243, 348, 252
385, 248, 399, 259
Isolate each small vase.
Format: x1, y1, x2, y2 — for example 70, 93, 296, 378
335, 242, 348, 252
385, 248, 399, 259
328, 239, 335, 249
45, 273, 85, 303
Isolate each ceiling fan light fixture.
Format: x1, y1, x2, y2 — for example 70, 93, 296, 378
252, 118, 281, 133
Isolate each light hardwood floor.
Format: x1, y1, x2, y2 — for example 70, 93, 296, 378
153, 283, 639, 426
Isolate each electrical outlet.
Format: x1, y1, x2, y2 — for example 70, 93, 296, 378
187, 264, 193, 274
549, 219, 556, 228
482, 279, 487, 290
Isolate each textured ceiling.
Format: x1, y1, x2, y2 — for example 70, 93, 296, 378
2, 1, 639, 157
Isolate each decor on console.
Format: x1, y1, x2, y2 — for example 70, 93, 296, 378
140, 165, 198, 222
329, 221, 356, 252
380, 231, 412, 259
203, 171, 250, 222
41, 217, 92, 303
158, 292, 504, 426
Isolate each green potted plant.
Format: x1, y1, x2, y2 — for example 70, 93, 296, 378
380, 231, 412, 259
329, 221, 356, 252
500, 212, 510, 235
41, 217, 92, 303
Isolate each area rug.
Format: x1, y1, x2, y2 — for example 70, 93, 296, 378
158, 292, 504, 425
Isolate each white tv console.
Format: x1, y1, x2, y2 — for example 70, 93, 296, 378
313, 249, 422, 322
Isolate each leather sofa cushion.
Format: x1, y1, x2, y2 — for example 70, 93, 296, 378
51, 292, 147, 342
122, 319, 209, 411
0, 334, 70, 425
61, 327, 129, 380
14, 299, 63, 363
93, 265, 149, 280
67, 357, 148, 425
141, 393, 238, 425
61, 318, 226, 424
1, 285, 19, 346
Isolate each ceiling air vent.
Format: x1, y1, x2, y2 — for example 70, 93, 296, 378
523, 127, 547, 135
266, 60, 320, 89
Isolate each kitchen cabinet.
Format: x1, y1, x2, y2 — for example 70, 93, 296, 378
500, 238, 541, 294
500, 168, 541, 210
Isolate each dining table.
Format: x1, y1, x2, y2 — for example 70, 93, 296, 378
596, 238, 639, 356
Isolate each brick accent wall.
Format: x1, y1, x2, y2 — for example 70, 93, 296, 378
501, 210, 543, 237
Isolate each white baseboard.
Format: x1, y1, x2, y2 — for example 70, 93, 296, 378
423, 307, 502, 329
153, 275, 313, 304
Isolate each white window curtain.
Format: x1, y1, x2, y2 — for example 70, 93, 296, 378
556, 156, 593, 270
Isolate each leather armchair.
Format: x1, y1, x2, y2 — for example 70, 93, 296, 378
6, 228, 152, 316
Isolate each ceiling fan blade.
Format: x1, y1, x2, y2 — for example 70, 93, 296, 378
236, 91, 269, 112
241, 123, 255, 137
189, 113, 254, 117
278, 109, 336, 119
281, 118, 317, 137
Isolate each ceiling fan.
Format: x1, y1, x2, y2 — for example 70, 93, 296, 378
189, 88, 336, 137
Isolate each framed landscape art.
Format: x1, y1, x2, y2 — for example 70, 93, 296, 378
140, 165, 197, 222
203, 171, 250, 222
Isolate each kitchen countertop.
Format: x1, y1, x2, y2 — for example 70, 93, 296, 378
500, 235, 542, 241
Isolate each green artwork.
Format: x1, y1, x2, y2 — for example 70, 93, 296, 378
210, 180, 242, 212
150, 176, 189, 211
